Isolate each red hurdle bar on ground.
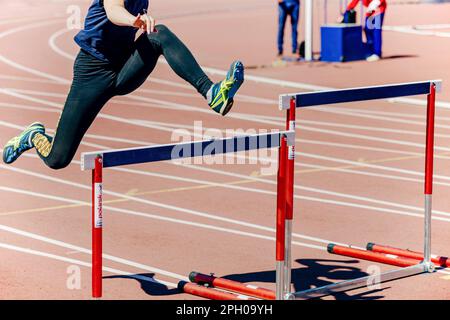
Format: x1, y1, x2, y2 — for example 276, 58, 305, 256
178, 281, 256, 300
81, 130, 295, 299
367, 243, 449, 268
189, 272, 276, 300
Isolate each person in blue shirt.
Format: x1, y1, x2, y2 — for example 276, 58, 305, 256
277, 0, 300, 57
3, 0, 245, 169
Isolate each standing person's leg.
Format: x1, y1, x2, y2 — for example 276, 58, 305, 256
290, 3, 300, 54
277, 3, 289, 56
364, 15, 375, 56
3, 50, 116, 169
116, 25, 244, 116
372, 13, 385, 57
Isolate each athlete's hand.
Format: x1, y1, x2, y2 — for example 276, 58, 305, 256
133, 12, 156, 34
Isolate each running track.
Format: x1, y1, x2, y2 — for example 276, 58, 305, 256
0, 0, 449, 299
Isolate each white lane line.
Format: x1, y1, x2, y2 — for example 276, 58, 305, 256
2, 95, 450, 217
4, 89, 450, 217
175, 159, 450, 218
384, 25, 450, 38
5, 87, 450, 159
3, 18, 450, 271
2, 160, 450, 228
296, 139, 450, 159
2, 91, 448, 161
0, 55, 70, 84
0, 242, 179, 288
311, 107, 450, 122
9, 87, 450, 144
25, 23, 450, 118
312, 107, 450, 132
389, 97, 450, 110
235, 113, 450, 152
48, 28, 76, 60
6, 114, 450, 223
297, 151, 450, 182
0, 15, 63, 26
8, 158, 449, 256
2, 188, 448, 278
0, 223, 188, 282
0, 88, 450, 159
412, 24, 450, 31
4, 24, 450, 155
0, 157, 341, 246
0, 75, 61, 85
4, 133, 450, 223
0, 184, 326, 251
0, 19, 66, 40
0, 12, 447, 293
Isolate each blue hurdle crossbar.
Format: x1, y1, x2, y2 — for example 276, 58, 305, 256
81, 130, 295, 171
279, 80, 442, 110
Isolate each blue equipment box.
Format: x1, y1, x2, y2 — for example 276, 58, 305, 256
320, 24, 367, 62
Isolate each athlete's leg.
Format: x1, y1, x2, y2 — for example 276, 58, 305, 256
116, 25, 212, 98
372, 13, 385, 57
114, 30, 164, 96
3, 50, 117, 169
115, 24, 244, 116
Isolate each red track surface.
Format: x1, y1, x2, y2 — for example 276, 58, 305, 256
0, 0, 449, 300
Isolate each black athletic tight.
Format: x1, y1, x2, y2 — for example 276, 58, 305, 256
33, 24, 213, 169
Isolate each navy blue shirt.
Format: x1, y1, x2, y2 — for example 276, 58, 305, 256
75, 0, 149, 63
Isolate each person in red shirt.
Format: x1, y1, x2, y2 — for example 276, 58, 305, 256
345, 0, 387, 61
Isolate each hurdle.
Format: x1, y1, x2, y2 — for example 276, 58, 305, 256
81, 131, 295, 298
278, 80, 442, 300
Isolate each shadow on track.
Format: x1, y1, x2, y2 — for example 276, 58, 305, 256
103, 273, 180, 297
221, 259, 386, 300
103, 259, 387, 299
381, 54, 419, 60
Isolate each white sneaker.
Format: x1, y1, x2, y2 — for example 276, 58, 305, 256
366, 54, 381, 62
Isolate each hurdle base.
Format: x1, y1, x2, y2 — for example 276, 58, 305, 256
286, 263, 430, 300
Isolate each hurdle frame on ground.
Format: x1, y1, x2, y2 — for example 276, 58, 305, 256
81, 130, 296, 298
279, 80, 442, 300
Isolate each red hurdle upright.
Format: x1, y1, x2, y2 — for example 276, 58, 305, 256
284, 98, 296, 296
424, 83, 436, 266
92, 156, 103, 298
275, 127, 287, 299
275, 96, 297, 299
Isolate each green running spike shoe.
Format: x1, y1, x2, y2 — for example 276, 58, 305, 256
208, 61, 244, 116
2, 122, 45, 164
